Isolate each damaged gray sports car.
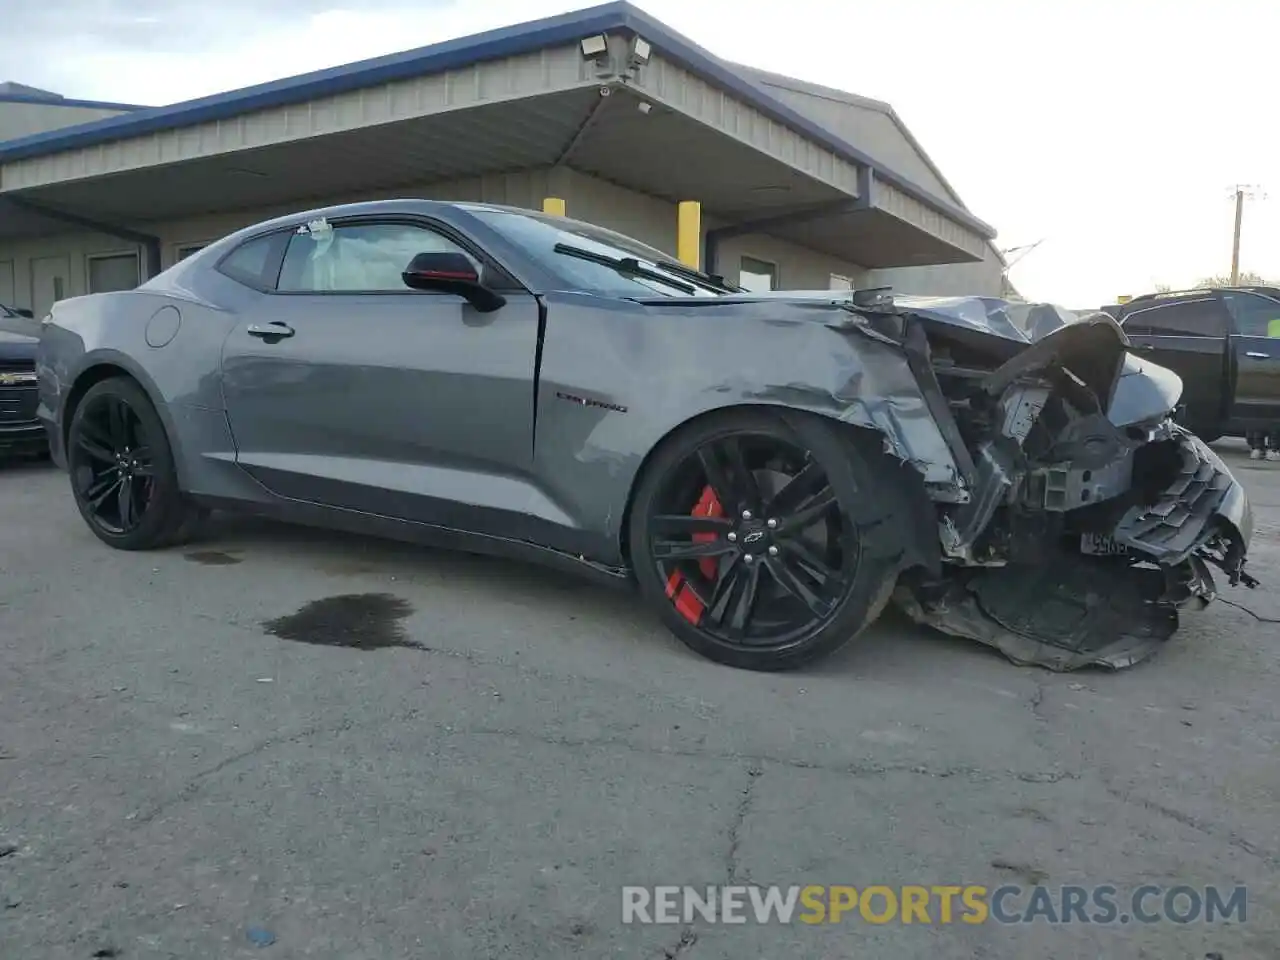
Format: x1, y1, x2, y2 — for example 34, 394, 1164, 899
35, 200, 1255, 672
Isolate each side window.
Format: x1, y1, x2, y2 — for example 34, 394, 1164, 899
1222, 292, 1280, 337
217, 233, 287, 289
277, 221, 480, 293
1122, 298, 1223, 336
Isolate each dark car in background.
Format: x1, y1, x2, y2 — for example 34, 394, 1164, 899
1099, 287, 1280, 441
0, 305, 45, 458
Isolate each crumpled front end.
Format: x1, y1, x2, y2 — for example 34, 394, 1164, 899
870, 299, 1257, 671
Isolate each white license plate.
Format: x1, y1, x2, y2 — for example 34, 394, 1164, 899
1080, 533, 1129, 556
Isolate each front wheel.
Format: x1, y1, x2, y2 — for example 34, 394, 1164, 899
629, 409, 905, 671
66, 376, 204, 550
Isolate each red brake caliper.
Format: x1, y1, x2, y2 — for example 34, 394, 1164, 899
664, 484, 725, 624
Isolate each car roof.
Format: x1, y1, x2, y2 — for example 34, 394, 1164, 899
1125, 285, 1280, 307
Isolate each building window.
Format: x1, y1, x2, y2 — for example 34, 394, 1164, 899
176, 243, 208, 261
87, 252, 140, 293
829, 274, 853, 290
739, 256, 777, 293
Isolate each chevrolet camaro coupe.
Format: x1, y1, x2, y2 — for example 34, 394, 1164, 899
36, 201, 1256, 671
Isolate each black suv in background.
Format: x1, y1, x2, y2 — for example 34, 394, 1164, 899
1099, 287, 1280, 441
0, 303, 45, 458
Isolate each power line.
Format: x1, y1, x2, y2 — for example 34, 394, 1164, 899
999, 239, 1045, 273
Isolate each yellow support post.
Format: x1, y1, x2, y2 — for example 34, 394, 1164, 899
542, 197, 566, 216
677, 200, 701, 269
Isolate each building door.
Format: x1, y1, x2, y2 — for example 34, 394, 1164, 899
87, 251, 141, 293
0, 260, 15, 308
30, 255, 70, 319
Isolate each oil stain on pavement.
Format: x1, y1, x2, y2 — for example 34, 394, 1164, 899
262, 593, 420, 650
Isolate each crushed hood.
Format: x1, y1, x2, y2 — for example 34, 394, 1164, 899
697, 290, 1101, 344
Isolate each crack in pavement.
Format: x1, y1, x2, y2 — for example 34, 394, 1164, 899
725, 764, 763, 885
1102, 781, 1280, 871
657, 926, 698, 959
449, 724, 1081, 785
131, 717, 356, 826
1029, 680, 1047, 723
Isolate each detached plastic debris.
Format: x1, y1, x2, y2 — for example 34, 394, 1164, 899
246, 926, 276, 948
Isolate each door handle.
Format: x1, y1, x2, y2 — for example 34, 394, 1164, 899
1246, 351, 1270, 359
247, 321, 294, 340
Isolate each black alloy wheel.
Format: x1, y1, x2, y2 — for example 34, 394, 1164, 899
630, 409, 903, 671
67, 377, 204, 550
71, 392, 155, 535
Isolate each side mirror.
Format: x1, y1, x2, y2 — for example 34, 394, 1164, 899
401, 251, 506, 313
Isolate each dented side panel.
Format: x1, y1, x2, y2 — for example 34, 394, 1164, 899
530, 292, 960, 564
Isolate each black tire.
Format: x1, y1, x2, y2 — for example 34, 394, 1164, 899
66, 376, 202, 550
629, 408, 906, 671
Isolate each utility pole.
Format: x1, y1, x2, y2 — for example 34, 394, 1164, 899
1228, 185, 1262, 285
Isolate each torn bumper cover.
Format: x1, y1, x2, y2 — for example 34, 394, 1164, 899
833, 296, 1260, 671
896, 428, 1253, 671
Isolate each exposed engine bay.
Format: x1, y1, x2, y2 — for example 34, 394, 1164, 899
857, 297, 1257, 670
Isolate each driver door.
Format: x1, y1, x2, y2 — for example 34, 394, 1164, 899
219, 216, 540, 529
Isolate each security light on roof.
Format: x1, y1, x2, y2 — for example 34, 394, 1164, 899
580, 34, 608, 58
630, 36, 651, 63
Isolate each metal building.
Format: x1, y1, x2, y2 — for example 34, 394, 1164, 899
0, 2, 1003, 318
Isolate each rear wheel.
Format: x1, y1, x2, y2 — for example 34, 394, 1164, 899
629, 409, 905, 671
66, 377, 204, 550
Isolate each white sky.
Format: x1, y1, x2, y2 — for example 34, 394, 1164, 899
30, 0, 1280, 307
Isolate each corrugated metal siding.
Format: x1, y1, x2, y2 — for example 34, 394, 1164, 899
632, 56, 863, 199
874, 182, 988, 260
0, 45, 595, 193
0, 168, 871, 309
867, 241, 1005, 297
742, 77, 958, 203
0, 102, 132, 143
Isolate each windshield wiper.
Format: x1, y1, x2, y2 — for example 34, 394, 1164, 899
653, 259, 740, 293
553, 244, 696, 294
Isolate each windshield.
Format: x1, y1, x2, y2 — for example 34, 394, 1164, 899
466, 208, 727, 298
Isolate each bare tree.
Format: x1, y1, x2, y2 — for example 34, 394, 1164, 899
1196, 271, 1275, 287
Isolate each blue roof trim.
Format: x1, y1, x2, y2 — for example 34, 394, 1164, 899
0, 2, 633, 163
0, 0, 994, 239
0, 93, 147, 111
618, 6, 995, 238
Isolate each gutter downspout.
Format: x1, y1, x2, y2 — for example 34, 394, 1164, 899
6, 194, 163, 279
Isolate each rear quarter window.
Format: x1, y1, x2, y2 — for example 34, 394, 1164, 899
215, 233, 289, 290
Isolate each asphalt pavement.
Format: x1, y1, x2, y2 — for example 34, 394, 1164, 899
2, 440, 1278, 959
